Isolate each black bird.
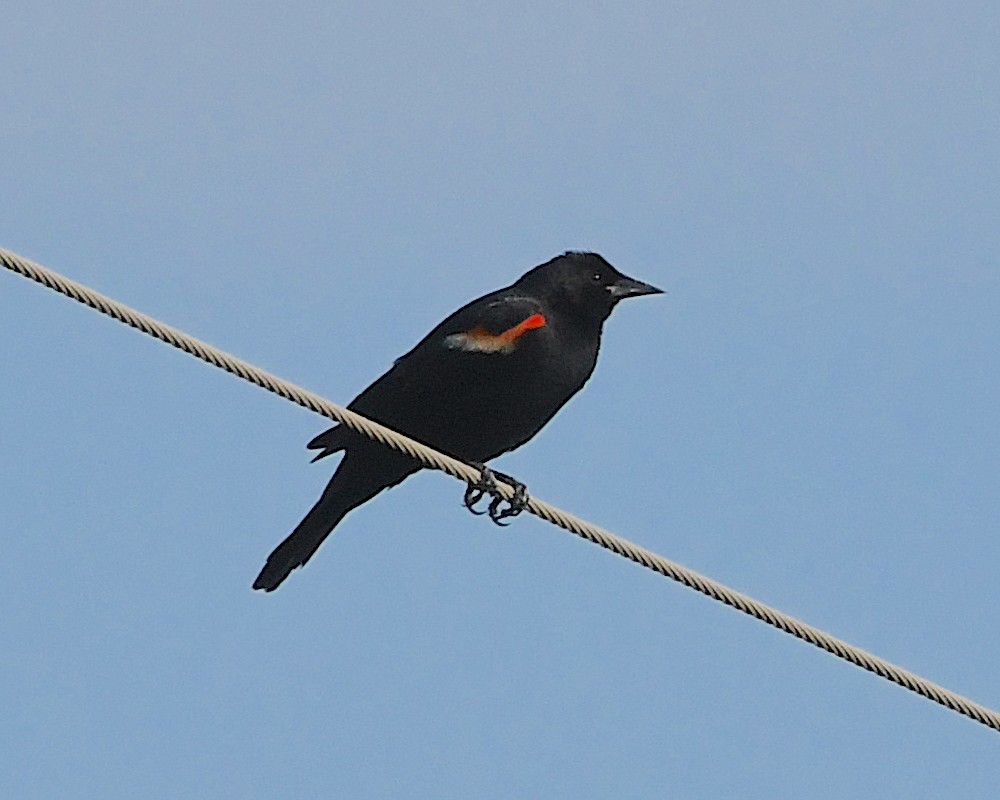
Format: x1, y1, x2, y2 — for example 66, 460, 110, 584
253, 252, 662, 591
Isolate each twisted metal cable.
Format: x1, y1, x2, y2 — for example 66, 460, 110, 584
3, 244, 998, 733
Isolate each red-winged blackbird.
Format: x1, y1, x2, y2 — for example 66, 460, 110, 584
253, 252, 662, 591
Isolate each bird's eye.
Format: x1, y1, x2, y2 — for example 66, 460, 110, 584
591, 272, 603, 283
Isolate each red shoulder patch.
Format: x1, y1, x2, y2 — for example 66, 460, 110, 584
446, 313, 547, 353
498, 313, 546, 342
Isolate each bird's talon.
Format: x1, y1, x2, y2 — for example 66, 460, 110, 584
464, 464, 501, 516
462, 466, 529, 526
463, 463, 530, 525
488, 483, 529, 525
487, 494, 510, 526
463, 484, 488, 513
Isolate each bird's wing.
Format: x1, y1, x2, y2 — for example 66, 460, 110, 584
306, 294, 546, 461
389, 293, 546, 361
436, 295, 548, 355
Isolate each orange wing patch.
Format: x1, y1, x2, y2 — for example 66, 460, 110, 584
445, 313, 547, 354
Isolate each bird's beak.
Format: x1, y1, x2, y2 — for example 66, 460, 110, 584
608, 274, 664, 299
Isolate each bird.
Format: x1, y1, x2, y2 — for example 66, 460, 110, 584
253, 251, 662, 591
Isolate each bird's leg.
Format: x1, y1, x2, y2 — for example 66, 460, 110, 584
463, 464, 530, 526
463, 463, 499, 516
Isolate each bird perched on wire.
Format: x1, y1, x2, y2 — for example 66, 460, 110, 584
253, 251, 662, 591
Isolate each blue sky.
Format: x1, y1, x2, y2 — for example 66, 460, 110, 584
3, 2, 999, 797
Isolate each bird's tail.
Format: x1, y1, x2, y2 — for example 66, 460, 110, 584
253, 449, 417, 592
252, 494, 350, 592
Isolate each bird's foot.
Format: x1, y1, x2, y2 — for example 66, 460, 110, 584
487, 476, 529, 525
463, 464, 529, 526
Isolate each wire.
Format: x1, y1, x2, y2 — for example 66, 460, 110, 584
3, 244, 998, 733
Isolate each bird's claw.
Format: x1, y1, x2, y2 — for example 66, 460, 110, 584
463, 464, 529, 526
486, 480, 528, 525
463, 483, 491, 515
463, 464, 500, 517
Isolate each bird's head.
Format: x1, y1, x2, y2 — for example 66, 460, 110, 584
517, 251, 663, 323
